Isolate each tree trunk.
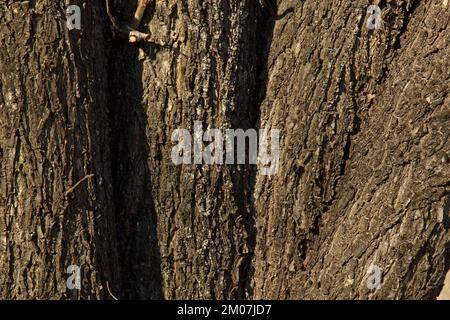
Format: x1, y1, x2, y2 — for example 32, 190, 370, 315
0, 0, 449, 300
0, 1, 119, 299
251, 0, 450, 299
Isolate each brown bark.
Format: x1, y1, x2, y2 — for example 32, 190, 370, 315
252, 0, 450, 299
0, 0, 449, 300
0, 1, 119, 299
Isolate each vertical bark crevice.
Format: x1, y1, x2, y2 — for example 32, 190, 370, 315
107, 38, 164, 299
239, 0, 279, 299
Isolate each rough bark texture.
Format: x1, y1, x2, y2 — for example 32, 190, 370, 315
252, 0, 450, 300
0, 0, 119, 299
0, 0, 449, 300
109, 0, 260, 300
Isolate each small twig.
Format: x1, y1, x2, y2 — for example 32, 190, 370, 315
131, 0, 151, 29
65, 174, 95, 196
106, 281, 119, 300
105, 0, 121, 32
105, 0, 152, 43
128, 28, 152, 43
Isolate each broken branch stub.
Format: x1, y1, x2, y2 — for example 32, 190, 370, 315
105, 0, 152, 43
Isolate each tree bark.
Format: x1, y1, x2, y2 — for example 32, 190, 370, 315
0, 0, 119, 299
0, 0, 449, 300
252, 0, 450, 299
109, 0, 261, 300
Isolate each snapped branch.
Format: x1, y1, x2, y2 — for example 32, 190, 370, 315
105, 0, 152, 43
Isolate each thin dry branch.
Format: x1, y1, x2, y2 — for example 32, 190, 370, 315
105, 0, 152, 43
65, 174, 95, 196
106, 281, 119, 300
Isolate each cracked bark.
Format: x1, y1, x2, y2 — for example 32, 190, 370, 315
106, 0, 153, 43
251, 0, 450, 299
0, 0, 119, 299
0, 0, 449, 299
